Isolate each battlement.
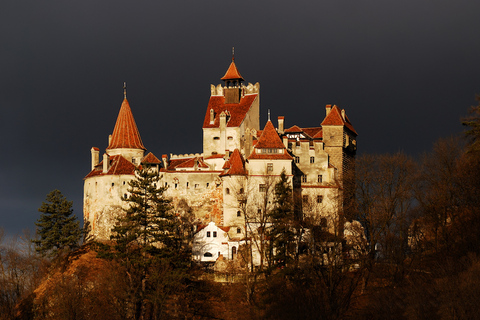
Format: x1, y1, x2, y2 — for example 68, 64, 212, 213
169, 153, 203, 159
210, 82, 260, 97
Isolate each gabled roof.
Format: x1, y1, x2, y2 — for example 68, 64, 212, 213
221, 149, 247, 176
302, 127, 322, 139
220, 60, 244, 81
202, 94, 258, 129
248, 121, 293, 160
142, 152, 161, 164
284, 125, 303, 133
167, 157, 209, 170
321, 105, 357, 135
255, 121, 286, 149
84, 155, 136, 179
107, 98, 146, 150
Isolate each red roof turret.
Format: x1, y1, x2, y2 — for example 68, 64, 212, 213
107, 98, 146, 150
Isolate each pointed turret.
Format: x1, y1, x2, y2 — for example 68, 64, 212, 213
221, 49, 244, 104
106, 85, 146, 164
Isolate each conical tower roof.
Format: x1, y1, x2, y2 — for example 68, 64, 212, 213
221, 59, 244, 81
107, 97, 146, 150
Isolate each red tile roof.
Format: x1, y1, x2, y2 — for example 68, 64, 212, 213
107, 98, 146, 150
167, 157, 209, 170
202, 94, 258, 129
284, 125, 303, 133
321, 105, 357, 135
222, 149, 247, 176
248, 121, 293, 160
204, 153, 225, 160
220, 61, 244, 81
84, 155, 136, 179
255, 121, 285, 149
142, 152, 161, 164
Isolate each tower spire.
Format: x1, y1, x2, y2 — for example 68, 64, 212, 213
123, 82, 127, 99
232, 47, 235, 61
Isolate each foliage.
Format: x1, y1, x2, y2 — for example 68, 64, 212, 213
462, 94, 480, 153
268, 169, 299, 268
100, 165, 191, 320
33, 190, 83, 258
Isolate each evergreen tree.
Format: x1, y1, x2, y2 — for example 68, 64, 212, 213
269, 170, 298, 268
33, 190, 82, 258
462, 95, 480, 153
106, 165, 190, 320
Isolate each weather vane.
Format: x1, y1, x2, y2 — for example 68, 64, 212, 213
123, 82, 127, 98
232, 47, 235, 61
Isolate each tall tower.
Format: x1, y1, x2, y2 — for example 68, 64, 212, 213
202, 55, 260, 160
84, 87, 145, 240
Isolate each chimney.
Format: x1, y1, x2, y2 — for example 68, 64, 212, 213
108, 134, 112, 146
91, 147, 99, 170
278, 116, 284, 134
162, 154, 168, 170
341, 109, 346, 120
102, 153, 109, 173
326, 105, 332, 116
219, 111, 227, 130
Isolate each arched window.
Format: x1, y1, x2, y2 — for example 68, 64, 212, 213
232, 246, 237, 256
237, 211, 241, 217
204, 252, 213, 257
226, 188, 230, 195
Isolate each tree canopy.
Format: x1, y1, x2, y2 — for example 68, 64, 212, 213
33, 189, 82, 258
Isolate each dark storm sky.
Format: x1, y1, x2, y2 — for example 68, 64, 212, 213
1, 0, 480, 236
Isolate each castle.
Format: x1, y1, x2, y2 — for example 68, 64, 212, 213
83, 55, 357, 263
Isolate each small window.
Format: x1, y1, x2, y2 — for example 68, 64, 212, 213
318, 175, 323, 183
237, 211, 241, 217
186, 182, 189, 188
258, 209, 262, 214
302, 175, 307, 183
232, 246, 237, 255
226, 188, 230, 195
259, 184, 266, 192
132, 158, 136, 164
239, 188, 244, 194
206, 183, 210, 187
111, 183, 114, 187
213, 137, 220, 140
204, 252, 213, 257
295, 156, 300, 163
124, 193, 127, 198
267, 163, 273, 173
207, 231, 211, 237
195, 184, 199, 189
237, 228, 241, 234
174, 183, 178, 189
165, 182, 168, 187
317, 195, 323, 203
303, 195, 309, 204
227, 136, 233, 140
123, 181, 126, 185
213, 231, 217, 237
310, 157, 315, 163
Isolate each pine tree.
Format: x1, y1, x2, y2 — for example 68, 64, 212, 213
33, 190, 82, 258
462, 95, 480, 153
106, 165, 190, 319
269, 170, 298, 268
